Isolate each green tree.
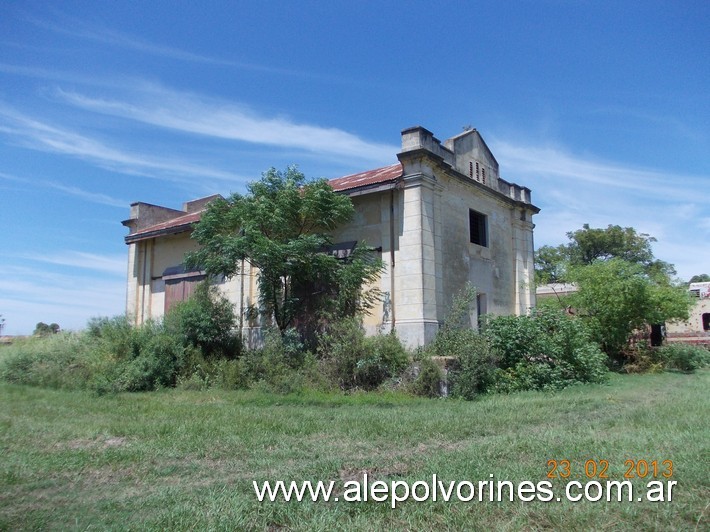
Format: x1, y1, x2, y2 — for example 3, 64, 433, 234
186, 166, 383, 339
689, 274, 710, 283
568, 259, 690, 359
535, 224, 676, 283
536, 224, 691, 361
33, 322, 60, 336
534, 244, 568, 284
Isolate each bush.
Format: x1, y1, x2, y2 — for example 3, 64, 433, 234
1, 316, 188, 393
484, 308, 608, 392
420, 284, 496, 399
163, 282, 241, 359
318, 319, 409, 390
177, 349, 250, 391
408, 356, 443, 398
652, 344, 710, 373
86, 317, 186, 394
447, 332, 497, 399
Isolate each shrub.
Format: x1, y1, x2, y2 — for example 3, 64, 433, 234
87, 318, 186, 394
163, 282, 241, 359
652, 344, 710, 373
421, 284, 497, 399
176, 347, 250, 391
447, 332, 497, 399
242, 329, 298, 389
484, 308, 608, 392
409, 356, 443, 398
317, 319, 409, 390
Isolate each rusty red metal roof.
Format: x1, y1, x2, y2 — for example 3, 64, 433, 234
125, 163, 402, 243
329, 163, 402, 192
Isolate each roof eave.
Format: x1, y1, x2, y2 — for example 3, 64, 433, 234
337, 179, 400, 197
124, 223, 195, 244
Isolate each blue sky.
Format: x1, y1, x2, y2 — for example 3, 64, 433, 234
1, 1, 708, 335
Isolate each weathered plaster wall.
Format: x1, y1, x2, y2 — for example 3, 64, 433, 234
331, 193, 393, 335
125, 126, 538, 349
667, 299, 710, 337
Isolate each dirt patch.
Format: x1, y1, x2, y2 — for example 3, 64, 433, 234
102, 436, 128, 448
58, 436, 129, 451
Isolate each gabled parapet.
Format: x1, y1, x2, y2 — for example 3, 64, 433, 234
399, 125, 535, 208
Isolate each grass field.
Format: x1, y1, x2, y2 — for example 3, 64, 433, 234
0, 371, 708, 530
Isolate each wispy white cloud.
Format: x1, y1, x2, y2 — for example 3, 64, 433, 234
0, 171, 127, 208
0, 105, 246, 183
492, 139, 710, 281
54, 85, 398, 164
25, 14, 235, 67
41, 181, 128, 208
18, 251, 127, 276
492, 139, 706, 203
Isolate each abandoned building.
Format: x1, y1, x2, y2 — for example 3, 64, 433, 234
123, 125, 539, 347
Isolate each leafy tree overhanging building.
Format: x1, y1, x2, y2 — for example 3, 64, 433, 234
122, 126, 540, 347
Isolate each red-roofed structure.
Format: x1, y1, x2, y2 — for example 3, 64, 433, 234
124, 165, 404, 243
124, 125, 539, 347
329, 163, 402, 192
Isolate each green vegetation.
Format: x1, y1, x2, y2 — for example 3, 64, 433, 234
317, 318, 409, 391
163, 282, 241, 359
0, 371, 707, 530
2, 280, 705, 398
411, 285, 608, 399
186, 166, 383, 342
484, 308, 608, 393
567, 259, 691, 359
535, 224, 692, 361
624, 343, 710, 374
32, 321, 60, 336
535, 223, 675, 283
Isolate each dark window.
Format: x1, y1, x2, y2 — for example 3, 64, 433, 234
703, 313, 710, 331
469, 161, 473, 178
481, 167, 486, 184
475, 162, 480, 180
469, 209, 487, 246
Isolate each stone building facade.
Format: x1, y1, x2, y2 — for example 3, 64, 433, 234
666, 282, 710, 345
123, 125, 539, 347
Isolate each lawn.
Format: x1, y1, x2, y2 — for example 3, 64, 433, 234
0, 371, 707, 530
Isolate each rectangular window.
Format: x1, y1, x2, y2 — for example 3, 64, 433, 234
481, 167, 486, 184
475, 162, 480, 180
469, 209, 487, 247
